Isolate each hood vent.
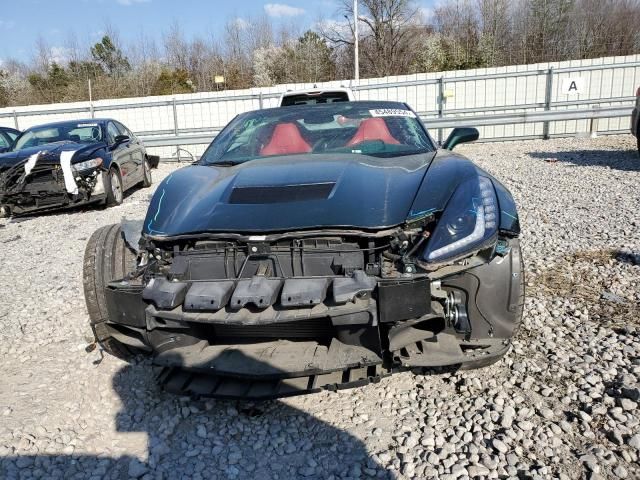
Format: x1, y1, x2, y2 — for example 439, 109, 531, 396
229, 182, 336, 204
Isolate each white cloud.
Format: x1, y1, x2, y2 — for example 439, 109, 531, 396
264, 3, 305, 18
232, 17, 249, 30
0, 19, 15, 29
116, 0, 151, 5
417, 6, 433, 22
50, 46, 72, 64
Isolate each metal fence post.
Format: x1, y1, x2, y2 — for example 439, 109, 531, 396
88, 79, 94, 118
437, 77, 444, 144
590, 104, 600, 137
259, 92, 264, 109
172, 98, 181, 162
543, 67, 554, 139
12, 111, 19, 130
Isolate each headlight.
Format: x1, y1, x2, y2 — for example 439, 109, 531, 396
72, 157, 103, 172
422, 176, 498, 262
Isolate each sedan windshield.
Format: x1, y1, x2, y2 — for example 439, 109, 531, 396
199, 102, 434, 165
12, 122, 103, 151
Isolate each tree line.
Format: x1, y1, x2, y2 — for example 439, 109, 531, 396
1, 0, 639, 107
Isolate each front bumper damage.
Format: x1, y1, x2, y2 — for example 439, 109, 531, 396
0, 159, 106, 216
101, 223, 522, 399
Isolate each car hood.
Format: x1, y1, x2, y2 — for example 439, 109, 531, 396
144, 152, 438, 236
0, 141, 106, 171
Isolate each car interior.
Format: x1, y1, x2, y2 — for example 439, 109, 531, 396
257, 116, 416, 157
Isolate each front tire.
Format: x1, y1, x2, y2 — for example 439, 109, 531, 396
140, 158, 152, 188
106, 167, 123, 206
83, 224, 142, 360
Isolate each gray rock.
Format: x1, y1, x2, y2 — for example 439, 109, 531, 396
378, 452, 391, 464
468, 464, 490, 476
613, 466, 628, 478
626, 434, 640, 449
492, 438, 509, 454
538, 408, 554, 420
580, 454, 600, 473
617, 398, 637, 411
128, 459, 148, 478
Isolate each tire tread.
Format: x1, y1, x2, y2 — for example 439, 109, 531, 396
82, 224, 139, 359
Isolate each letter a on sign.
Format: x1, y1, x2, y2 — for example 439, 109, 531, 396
561, 77, 585, 96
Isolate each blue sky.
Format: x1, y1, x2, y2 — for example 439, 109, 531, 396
0, 0, 433, 65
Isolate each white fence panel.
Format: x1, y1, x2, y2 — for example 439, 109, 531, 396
1, 54, 639, 159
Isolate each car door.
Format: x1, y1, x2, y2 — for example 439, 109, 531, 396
107, 121, 134, 188
115, 121, 144, 185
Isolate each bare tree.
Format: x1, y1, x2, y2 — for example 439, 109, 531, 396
3, 1, 640, 107
323, 0, 428, 77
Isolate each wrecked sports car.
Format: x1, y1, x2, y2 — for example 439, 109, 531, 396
84, 101, 523, 399
0, 119, 156, 216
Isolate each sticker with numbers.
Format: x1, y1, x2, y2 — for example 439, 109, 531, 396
369, 109, 416, 118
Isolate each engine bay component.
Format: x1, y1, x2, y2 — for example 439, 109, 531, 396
231, 277, 283, 309
184, 281, 235, 311
142, 278, 189, 310
281, 278, 331, 307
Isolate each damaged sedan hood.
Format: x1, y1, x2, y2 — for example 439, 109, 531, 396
0, 141, 105, 171
144, 152, 437, 236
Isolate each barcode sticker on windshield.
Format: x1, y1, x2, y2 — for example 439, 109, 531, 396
369, 109, 416, 118
78, 123, 98, 127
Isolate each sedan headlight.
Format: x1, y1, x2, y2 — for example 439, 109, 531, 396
72, 157, 103, 172
422, 176, 498, 263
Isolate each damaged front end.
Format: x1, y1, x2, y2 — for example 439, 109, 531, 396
100, 187, 523, 399
0, 152, 107, 216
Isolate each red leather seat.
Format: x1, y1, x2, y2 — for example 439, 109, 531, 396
260, 123, 312, 156
346, 118, 400, 146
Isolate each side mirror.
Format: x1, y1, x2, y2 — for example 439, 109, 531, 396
0, 147, 9, 154
114, 134, 130, 145
442, 127, 479, 150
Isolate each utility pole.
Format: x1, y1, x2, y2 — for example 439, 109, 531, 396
354, 0, 359, 82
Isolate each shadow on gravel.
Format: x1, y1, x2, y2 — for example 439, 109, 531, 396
528, 148, 640, 171
1, 356, 395, 479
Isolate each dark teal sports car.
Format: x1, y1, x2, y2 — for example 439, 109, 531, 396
83, 101, 524, 399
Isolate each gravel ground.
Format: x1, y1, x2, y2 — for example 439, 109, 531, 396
1, 135, 639, 480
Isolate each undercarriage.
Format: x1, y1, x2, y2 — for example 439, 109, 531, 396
86, 222, 524, 400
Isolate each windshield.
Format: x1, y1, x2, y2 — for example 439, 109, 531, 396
13, 122, 103, 151
280, 91, 350, 106
199, 102, 434, 165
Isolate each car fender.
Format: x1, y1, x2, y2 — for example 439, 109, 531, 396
408, 150, 520, 235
